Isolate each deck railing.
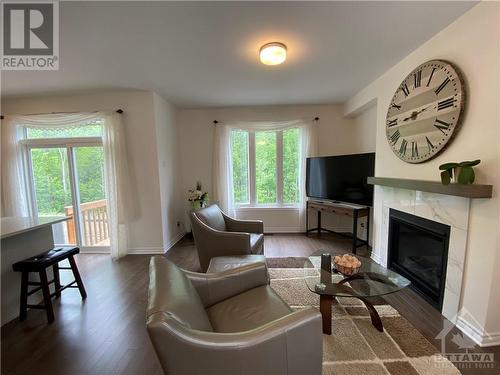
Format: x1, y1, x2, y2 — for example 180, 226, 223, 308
64, 199, 109, 245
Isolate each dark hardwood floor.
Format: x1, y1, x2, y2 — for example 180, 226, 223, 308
1, 254, 162, 375
166, 232, 371, 271
2, 233, 498, 374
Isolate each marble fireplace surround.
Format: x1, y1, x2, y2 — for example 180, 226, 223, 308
372, 186, 470, 323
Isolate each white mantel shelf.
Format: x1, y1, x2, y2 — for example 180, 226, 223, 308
368, 177, 493, 199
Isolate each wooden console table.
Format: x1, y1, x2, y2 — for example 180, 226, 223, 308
305, 200, 370, 254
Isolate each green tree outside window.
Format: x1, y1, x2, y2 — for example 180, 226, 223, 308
230, 127, 300, 205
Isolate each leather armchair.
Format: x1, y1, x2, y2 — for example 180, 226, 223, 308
147, 256, 323, 375
190, 204, 264, 272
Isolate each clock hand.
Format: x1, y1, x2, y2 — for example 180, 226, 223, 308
403, 106, 430, 121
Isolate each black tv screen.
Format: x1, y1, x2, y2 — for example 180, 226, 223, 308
306, 153, 375, 206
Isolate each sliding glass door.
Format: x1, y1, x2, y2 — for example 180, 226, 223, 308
30, 147, 76, 245
27, 141, 109, 250
74, 146, 108, 247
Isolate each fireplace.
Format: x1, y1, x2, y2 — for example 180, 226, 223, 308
388, 209, 450, 310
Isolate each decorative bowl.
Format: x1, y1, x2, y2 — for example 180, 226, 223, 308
333, 254, 362, 276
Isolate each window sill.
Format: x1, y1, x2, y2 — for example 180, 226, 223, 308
235, 205, 301, 212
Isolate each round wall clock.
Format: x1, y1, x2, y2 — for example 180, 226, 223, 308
386, 60, 465, 163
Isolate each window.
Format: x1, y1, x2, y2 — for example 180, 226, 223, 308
255, 131, 277, 204
283, 128, 300, 203
23, 121, 109, 249
231, 127, 301, 206
26, 123, 102, 139
231, 129, 250, 204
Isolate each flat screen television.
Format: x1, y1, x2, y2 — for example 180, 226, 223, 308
306, 153, 375, 206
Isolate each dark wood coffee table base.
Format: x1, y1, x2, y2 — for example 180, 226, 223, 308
319, 293, 383, 334
307, 253, 409, 336
320, 295, 333, 334
318, 272, 392, 334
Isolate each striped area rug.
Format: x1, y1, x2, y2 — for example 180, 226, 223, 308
268, 268, 461, 375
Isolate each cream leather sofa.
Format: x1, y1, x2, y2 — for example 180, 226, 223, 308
146, 256, 323, 375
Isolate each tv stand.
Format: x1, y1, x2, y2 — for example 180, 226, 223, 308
306, 200, 370, 254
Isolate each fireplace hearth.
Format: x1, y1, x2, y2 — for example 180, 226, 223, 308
388, 209, 450, 310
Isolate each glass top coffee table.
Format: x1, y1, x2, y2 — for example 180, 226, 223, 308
304, 251, 410, 335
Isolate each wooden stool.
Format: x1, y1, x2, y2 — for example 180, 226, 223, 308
12, 247, 87, 323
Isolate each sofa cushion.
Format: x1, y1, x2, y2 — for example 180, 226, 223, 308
250, 233, 264, 254
206, 255, 267, 273
147, 257, 213, 332
195, 204, 226, 232
206, 285, 293, 333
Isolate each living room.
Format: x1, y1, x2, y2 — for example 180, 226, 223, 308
1, 1, 499, 374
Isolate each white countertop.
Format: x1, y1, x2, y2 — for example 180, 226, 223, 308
1, 216, 70, 239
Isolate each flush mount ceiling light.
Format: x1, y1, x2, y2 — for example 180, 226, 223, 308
259, 42, 287, 65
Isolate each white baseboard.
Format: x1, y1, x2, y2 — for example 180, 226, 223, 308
456, 316, 500, 347
79, 247, 110, 254
81, 231, 186, 256
265, 227, 304, 233
264, 225, 357, 234
370, 251, 382, 265
312, 225, 368, 237
81, 246, 164, 255
128, 247, 164, 255
164, 231, 185, 251
321, 226, 352, 233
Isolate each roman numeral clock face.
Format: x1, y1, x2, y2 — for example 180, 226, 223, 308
386, 60, 465, 163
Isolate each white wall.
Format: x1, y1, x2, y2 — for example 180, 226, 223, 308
345, 2, 500, 344
178, 103, 376, 232
352, 104, 377, 155
2, 90, 184, 253
318, 103, 376, 157
153, 93, 185, 249
307, 103, 377, 241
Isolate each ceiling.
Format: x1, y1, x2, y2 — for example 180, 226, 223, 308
1, 1, 477, 108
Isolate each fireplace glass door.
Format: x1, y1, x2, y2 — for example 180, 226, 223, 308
388, 209, 450, 310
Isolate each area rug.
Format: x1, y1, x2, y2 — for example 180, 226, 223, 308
268, 267, 461, 375
266, 257, 308, 269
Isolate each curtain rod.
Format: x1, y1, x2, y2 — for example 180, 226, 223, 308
0, 109, 124, 120
212, 117, 319, 125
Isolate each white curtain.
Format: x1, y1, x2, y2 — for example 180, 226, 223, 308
298, 120, 318, 229
213, 119, 318, 228
0, 112, 133, 260
101, 112, 132, 260
1, 116, 30, 217
213, 123, 235, 216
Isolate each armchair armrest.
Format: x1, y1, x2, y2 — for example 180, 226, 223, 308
147, 307, 322, 375
191, 213, 253, 271
183, 262, 268, 307
222, 212, 264, 234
